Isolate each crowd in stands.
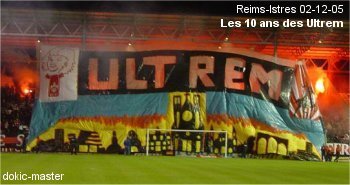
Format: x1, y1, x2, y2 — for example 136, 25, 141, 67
324, 116, 349, 144
327, 133, 350, 144
1, 86, 34, 137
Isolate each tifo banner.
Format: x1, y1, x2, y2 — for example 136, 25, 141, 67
29, 49, 325, 159
39, 45, 79, 102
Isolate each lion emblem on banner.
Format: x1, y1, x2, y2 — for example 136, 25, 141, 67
41, 47, 77, 97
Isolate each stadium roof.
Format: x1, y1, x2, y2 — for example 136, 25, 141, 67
1, 1, 349, 93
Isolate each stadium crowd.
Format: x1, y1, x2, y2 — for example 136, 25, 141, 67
1, 86, 33, 137
327, 134, 349, 144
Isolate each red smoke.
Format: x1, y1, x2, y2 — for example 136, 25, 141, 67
1, 48, 38, 96
1, 74, 15, 87
1, 63, 38, 97
306, 66, 349, 136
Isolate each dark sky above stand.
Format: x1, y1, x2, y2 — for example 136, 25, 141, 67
1, 1, 349, 20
